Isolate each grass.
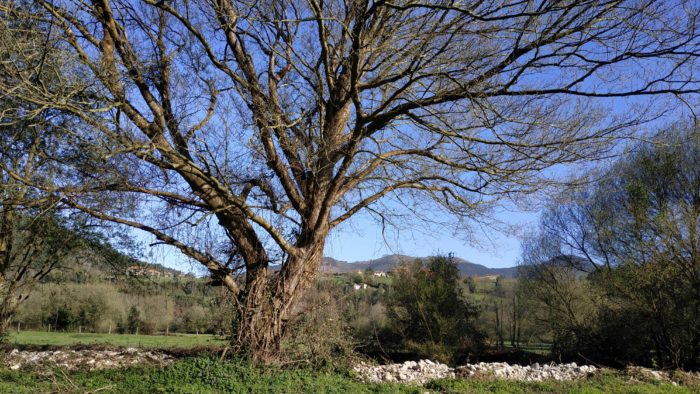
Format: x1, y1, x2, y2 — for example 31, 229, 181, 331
0, 358, 696, 394
5, 331, 227, 349
0, 358, 415, 394
425, 372, 697, 394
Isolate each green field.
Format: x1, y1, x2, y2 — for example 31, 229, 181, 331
0, 358, 694, 394
5, 331, 226, 349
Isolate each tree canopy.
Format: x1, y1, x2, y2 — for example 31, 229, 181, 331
387, 256, 482, 363
520, 123, 700, 369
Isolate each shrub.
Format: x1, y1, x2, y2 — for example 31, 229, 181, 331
282, 281, 355, 368
127, 305, 143, 334
385, 256, 484, 364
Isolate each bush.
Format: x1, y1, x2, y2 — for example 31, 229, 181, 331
384, 256, 484, 364
127, 305, 143, 334
282, 281, 355, 368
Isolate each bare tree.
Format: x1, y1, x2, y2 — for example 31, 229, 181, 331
2, 0, 699, 359
0, 1, 82, 337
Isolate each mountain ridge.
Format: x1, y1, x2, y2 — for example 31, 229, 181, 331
321, 254, 518, 278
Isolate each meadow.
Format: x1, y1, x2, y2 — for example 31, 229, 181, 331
5, 331, 226, 349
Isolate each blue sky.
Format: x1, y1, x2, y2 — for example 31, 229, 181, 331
324, 208, 535, 268
140, 203, 536, 272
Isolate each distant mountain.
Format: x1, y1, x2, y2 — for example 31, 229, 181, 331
541, 255, 595, 271
518, 255, 595, 279
321, 254, 518, 278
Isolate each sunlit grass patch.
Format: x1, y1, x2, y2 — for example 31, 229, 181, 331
6, 331, 226, 349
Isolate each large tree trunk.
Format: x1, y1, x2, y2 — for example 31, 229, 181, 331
232, 241, 325, 362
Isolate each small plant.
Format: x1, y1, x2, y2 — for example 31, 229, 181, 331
282, 286, 356, 369
127, 306, 143, 335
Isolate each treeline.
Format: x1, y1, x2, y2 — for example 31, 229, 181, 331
518, 125, 700, 370
13, 277, 234, 336
2, 224, 235, 337
11, 255, 522, 365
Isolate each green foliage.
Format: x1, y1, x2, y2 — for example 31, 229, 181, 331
520, 123, 700, 369
127, 306, 143, 335
587, 261, 700, 369
18, 284, 119, 333
14, 275, 227, 336
463, 277, 476, 294
582, 129, 700, 369
351, 273, 364, 284
52, 307, 74, 332
385, 256, 483, 363
517, 262, 602, 356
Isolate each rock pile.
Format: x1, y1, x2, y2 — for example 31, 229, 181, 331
353, 360, 598, 384
3, 348, 173, 372
455, 362, 597, 381
353, 359, 455, 384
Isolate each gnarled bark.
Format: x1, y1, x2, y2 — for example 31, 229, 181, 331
233, 241, 325, 361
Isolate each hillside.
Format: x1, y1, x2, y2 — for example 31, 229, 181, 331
42, 234, 186, 284
321, 254, 518, 278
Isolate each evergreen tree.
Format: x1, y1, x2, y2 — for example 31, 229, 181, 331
386, 256, 483, 363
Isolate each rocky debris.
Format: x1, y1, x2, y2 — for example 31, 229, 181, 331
625, 366, 700, 385
353, 359, 455, 384
2, 348, 173, 372
353, 360, 598, 384
455, 362, 597, 381
625, 366, 670, 382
